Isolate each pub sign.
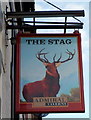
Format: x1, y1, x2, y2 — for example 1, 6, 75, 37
15, 32, 85, 113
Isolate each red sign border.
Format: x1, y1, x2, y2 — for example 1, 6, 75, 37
15, 32, 85, 113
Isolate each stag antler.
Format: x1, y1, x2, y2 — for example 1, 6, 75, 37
55, 49, 76, 63
53, 53, 62, 62
36, 48, 50, 63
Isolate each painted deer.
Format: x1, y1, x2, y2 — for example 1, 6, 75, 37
22, 48, 75, 102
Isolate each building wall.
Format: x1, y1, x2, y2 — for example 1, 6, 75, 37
0, 1, 11, 118
0, 0, 2, 99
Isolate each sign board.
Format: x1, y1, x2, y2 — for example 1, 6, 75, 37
15, 32, 85, 113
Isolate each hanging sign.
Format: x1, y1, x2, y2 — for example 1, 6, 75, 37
15, 32, 85, 113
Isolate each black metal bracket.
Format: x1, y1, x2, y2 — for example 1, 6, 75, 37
5, 9, 85, 34
6, 10, 84, 18
10, 37, 16, 45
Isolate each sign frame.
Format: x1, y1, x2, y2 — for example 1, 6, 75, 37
15, 32, 85, 113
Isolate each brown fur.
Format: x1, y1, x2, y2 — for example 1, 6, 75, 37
22, 63, 60, 102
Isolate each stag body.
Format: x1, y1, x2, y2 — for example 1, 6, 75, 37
22, 48, 75, 102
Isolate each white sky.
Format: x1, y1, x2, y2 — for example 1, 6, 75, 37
34, 0, 90, 119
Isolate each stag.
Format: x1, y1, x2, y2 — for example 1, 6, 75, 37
22, 48, 75, 102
